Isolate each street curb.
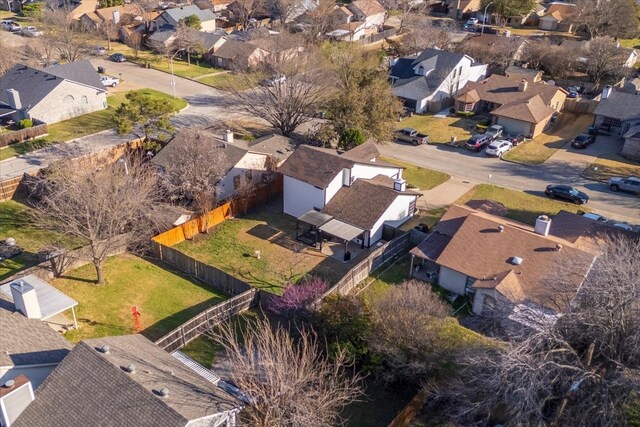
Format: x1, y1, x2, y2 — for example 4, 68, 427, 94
127, 58, 229, 90
578, 171, 608, 184
499, 156, 538, 167
0, 155, 17, 163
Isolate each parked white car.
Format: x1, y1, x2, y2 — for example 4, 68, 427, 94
1, 20, 21, 32
100, 76, 120, 87
485, 124, 505, 141
21, 26, 43, 37
466, 17, 479, 26
485, 140, 512, 157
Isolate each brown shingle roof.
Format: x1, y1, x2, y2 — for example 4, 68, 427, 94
350, 0, 385, 16
14, 335, 241, 427
433, 208, 594, 309
542, 3, 576, 21
491, 94, 556, 124
277, 145, 354, 189
456, 89, 480, 103
549, 210, 638, 250
458, 74, 563, 107
0, 294, 72, 368
322, 178, 416, 230
340, 140, 380, 162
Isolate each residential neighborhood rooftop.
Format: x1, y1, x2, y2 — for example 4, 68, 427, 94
593, 90, 640, 121
13, 335, 241, 427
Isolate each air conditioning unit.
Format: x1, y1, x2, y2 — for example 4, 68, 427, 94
354, 238, 363, 245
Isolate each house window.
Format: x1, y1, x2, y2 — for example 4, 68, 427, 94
465, 276, 476, 294
63, 95, 74, 103
603, 117, 622, 129
452, 68, 457, 78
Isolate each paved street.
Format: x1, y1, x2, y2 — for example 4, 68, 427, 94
379, 141, 640, 224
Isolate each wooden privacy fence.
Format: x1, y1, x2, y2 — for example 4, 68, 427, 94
317, 231, 412, 301
155, 289, 258, 352
0, 123, 48, 147
152, 242, 253, 296
563, 98, 599, 114
152, 177, 283, 247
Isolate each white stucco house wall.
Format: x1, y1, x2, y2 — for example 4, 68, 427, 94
278, 142, 420, 247
389, 48, 487, 113
0, 61, 107, 125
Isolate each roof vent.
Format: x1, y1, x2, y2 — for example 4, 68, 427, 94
3, 380, 15, 389
97, 345, 110, 354
511, 256, 523, 265
497, 225, 504, 233
124, 364, 136, 373
556, 243, 563, 252
535, 215, 551, 236
155, 388, 169, 398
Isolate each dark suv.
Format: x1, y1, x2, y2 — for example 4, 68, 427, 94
466, 134, 492, 151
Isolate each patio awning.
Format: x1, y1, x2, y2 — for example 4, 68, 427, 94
319, 219, 364, 242
1, 274, 78, 320
0, 107, 17, 118
297, 210, 333, 228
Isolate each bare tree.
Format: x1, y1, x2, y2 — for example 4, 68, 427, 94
43, 9, 93, 62
583, 37, 630, 86
231, 42, 331, 136
208, 316, 362, 426
0, 36, 18, 73
401, 15, 454, 54
433, 236, 640, 427
574, 0, 640, 39
459, 37, 518, 71
227, 0, 268, 30
302, 0, 340, 42
521, 39, 552, 70
129, 0, 157, 33
30, 155, 162, 285
96, 17, 120, 51
155, 128, 232, 232
125, 31, 143, 60
171, 25, 204, 66
541, 44, 578, 80
378, 0, 427, 33
368, 280, 454, 383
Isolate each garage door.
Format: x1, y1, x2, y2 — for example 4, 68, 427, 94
496, 117, 532, 136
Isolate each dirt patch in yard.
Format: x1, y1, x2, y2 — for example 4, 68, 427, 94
581, 153, 640, 182
503, 113, 594, 165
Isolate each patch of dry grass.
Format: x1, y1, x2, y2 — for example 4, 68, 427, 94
582, 153, 640, 182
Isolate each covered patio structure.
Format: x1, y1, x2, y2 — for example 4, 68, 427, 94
295, 210, 333, 247
296, 210, 366, 261
319, 219, 365, 262
1, 274, 79, 330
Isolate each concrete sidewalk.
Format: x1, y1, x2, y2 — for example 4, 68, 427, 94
417, 176, 477, 210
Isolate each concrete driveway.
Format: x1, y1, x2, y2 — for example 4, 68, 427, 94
379, 140, 640, 224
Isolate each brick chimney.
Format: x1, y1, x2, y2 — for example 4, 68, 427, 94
518, 79, 528, 92
6, 89, 21, 110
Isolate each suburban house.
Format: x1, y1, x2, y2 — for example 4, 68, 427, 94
593, 87, 640, 137
231, 133, 298, 166
446, 0, 481, 20
455, 74, 567, 137
325, 0, 386, 41
206, 37, 269, 69
561, 39, 638, 69
65, 0, 99, 21
538, 2, 576, 32
79, 4, 151, 32
152, 130, 278, 202
12, 335, 243, 427
154, 5, 217, 32
409, 204, 598, 329
389, 48, 487, 113
0, 284, 73, 391
0, 61, 106, 125
278, 142, 420, 247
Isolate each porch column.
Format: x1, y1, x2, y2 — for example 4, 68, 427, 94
72, 306, 78, 329
409, 254, 414, 276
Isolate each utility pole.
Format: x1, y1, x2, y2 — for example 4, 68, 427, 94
482, 2, 494, 35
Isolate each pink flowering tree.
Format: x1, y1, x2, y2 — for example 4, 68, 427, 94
268, 276, 330, 318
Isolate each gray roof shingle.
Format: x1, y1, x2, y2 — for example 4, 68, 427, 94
277, 145, 354, 189
14, 335, 241, 427
161, 5, 216, 26
593, 91, 640, 121
390, 48, 466, 100
0, 295, 72, 368
43, 60, 104, 91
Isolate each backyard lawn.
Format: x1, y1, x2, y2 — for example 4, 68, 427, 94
0, 89, 186, 161
380, 157, 450, 190
398, 114, 478, 145
503, 113, 594, 165
456, 184, 589, 225
173, 201, 355, 293
619, 38, 640, 49
398, 208, 447, 232
0, 200, 81, 281
581, 153, 640, 182
52, 253, 227, 342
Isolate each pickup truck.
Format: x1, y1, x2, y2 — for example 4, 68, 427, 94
100, 76, 120, 87
608, 176, 640, 194
20, 26, 43, 37
394, 128, 429, 145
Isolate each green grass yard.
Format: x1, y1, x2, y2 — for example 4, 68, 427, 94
502, 113, 594, 165
380, 157, 450, 190
456, 184, 590, 225
398, 114, 478, 145
0, 89, 186, 161
0, 200, 82, 280
174, 202, 355, 293
52, 253, 227, 343
619, 38, 640, 49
